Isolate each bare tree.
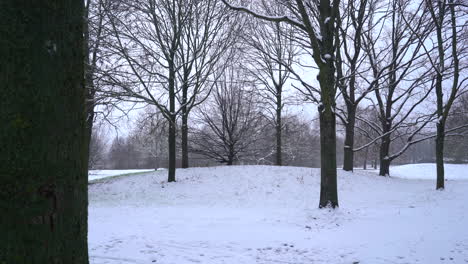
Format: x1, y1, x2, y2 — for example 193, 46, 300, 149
222, 0, 341, 208
88, 128, 107, 169
243, 15, 297, 166
191, 61, 264, 165
176, 0, 241, 169
352, 106, 381, 170
103, 0, 237, 181
335, 0, 382, 171
134, 107, 169, 170
445, 94, 468, 163
405, 0, 468, 188
84, 0, 113, 145
358, 0, 436, 176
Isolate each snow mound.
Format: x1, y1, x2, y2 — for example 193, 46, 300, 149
89, 166, 468, 264
389, 163, 468, 180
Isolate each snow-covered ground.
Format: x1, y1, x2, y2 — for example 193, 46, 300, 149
382, 163, 468, 180
89, 165, 468, 264
89, 169, 154, 182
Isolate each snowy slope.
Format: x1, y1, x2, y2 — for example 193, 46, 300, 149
384, 163, 468, 180
88, 166, 468, 264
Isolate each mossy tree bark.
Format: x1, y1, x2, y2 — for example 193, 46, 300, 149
0, 0, 88, 263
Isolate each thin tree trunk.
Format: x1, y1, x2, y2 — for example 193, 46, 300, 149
363, 146, 368, 170
168, 114, 176, 182
227, 146, 235, 166
343, 106, 356, 171
435, 123, 445, 189
276, 92, 282, 166
168, 62, 176, 182
181, 112, 189, 169
434, 0, 446, 190
0, 0, 88, 262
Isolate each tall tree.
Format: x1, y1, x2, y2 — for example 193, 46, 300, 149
84, 0, 104, 145
222, 0, 340, 208
409, 0, 467, 189
335, 0, 382, 171
0, 1, 88, 263
176, 0, 238, 169
243, 17, 297, 166
360, 0, 435, 176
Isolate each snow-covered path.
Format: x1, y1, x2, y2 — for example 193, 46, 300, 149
88, 165, 468, 264
89, 169, 155, 182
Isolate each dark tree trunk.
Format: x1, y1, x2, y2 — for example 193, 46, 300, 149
0, 1, 88, 263
379, 127, 392, 176
181, 112, 189, 169
318, 105, 339, 208
167, 62, 177, 182
168, 114, 176, 182
317, 63, 338, 208
435, 122, 445, 190
343, 106, 356, 171
379, 135, 391, 176
315, 5, 339, 208
276, 92, 282, 166
227, 146, 235, 166
379, 158, 390, 176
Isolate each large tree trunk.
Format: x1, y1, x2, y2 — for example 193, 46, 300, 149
0, 1, 88, 263
343, 106, 356, 171
276, 92, 282, 166
379, 134, 391, 176
318, 64, 339, 208
318, 106, 339, 208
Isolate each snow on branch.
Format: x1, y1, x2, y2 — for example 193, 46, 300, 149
221, 0, 306, 31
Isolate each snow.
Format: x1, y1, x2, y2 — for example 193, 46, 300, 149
89, 165, 468, 264
89, 169, 154, 182
323, 54, 332, 59
324, 17, 331, 24
382, 163, 468, 180
315, 33, 323, 41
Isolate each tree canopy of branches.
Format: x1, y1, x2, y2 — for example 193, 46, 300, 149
191, 61, 263, 165
103, 0, 239, 181
243, 15, 298, 166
